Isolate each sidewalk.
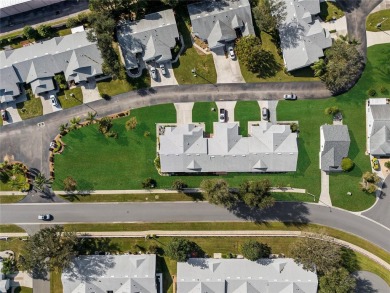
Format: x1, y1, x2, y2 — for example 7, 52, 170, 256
1, 230, 389, 271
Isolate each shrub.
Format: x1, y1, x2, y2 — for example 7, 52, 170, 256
324, 106, 340, 115
165, 238, 203, 261
125, 117, 137, 130
54, 73, 67, 90
367, 88, 376, 97
290, 123, 298, 132
63, 176, 77, 192
105, 131, 118, 139
380, 86, 388, 94
385, 161, 390, 169
144, 131, 150, 137
148, 244, 159, 254
66, 17, 79, 28
77, 12, 89, 24
172, 179, 187, 191
341, 157, 354, 172
98, 117, 113, 134
23, 25, 37, 39
154, 156, 161, 171
142, 178, 156, 189
37, 24, 52, 38
240, 240, 271, 261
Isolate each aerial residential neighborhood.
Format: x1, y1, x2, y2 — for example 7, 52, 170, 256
0, 0, 389, 293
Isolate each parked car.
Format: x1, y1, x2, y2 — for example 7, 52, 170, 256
262, 107, 269, 121
50, 94, 59, 107
49, 141, 57, 150
372, 157, 380, 170
160, 63, 167, 75
284, 93, 297, 100
219, 108, 226, 122
228, 46, 235, 59
1, 109, 8, 121
38, 214, 52, 221
150, 66, 157, 80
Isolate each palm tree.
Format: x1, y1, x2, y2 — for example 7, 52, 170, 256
86, 112, 97, 125
311, 59, 326, 77
33, 173, 53, 192
59, 123, 68, 133
69, 117, 81, 130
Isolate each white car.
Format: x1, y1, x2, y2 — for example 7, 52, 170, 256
160, 63, 167, 75
50, 95, 59, 107
283, 93, 297, 100
228, 46, 235, 59
150, 66, 157, 80
38, 214, 52, 221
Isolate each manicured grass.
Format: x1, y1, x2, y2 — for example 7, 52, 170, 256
234, 101, 260, 136
97, 72, 150, 97
16, 94, 43, 120
0, 238, 25, 257
319, 2, 345, 22
0, 195, 25, 204
13, 287, 33, 293
0, 224, 25, 233
57, 87, 83, 109
58, 28, 72, 36
366, 9, 390, 32
192, 102, 218, 133
356, 252, 390, 285
239, 32, 319, 83
172, 4, 217, 85
271, 192, 317, 202
59, 193, 203, 203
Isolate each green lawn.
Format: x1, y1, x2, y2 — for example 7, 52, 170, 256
239, 32, 319, 83
172, 4, 217, 85
97, 71, 150, 97
0, 195, 26, 204
16, 94, 43, 120
59, 192, 203, 203
234, 101, 261, 136
366, 9, 390, 32
319, 2, 345, 22
192, 102, 218, 133
57, 87, 83, 109
0, 224, 25, 233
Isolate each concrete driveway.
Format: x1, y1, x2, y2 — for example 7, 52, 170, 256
212, 47, 245, 84
258, 100, 278, 123
150, 62, 178, 87
216, 101, 236, 122
81, 79, 101, 103
174, 102, 194, 124
40, 92, 61, 115
2, 102, 22, 125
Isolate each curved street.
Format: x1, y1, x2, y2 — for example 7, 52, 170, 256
0, 201, 389, 252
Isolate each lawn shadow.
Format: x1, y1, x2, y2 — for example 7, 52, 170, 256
76, 237, 121, 255
347, 129, 361, 161
182, 192, 204, 201
157, 256, 173, 293
296, 137, 311, 174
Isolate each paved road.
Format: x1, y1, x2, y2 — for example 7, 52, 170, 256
363, 175, 390, 228
353, 271, 390, 293
0, 82, 330, 177
1, 201, 389, 252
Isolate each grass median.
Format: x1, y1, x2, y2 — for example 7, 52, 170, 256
0, 195, 26, 204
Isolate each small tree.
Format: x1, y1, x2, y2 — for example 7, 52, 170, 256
1, 258, 17, 275
23, 25, 37, 39
240, 240, 271, 261
125, 117, 137, 130
33, 173, 53, 192
54, 73, 67, 90
63, 176, 77, 192
384, 161, 390, 169
165, 238, 203, 262
360, 172, 380, 194
341, 157, 354, 172
69, 117, 81, 130
319, 268, 356, 293
200, 179, 238, 208
172, 179, 187, 191
239, 179, 275, 209
324, 106, 340, 115
98, 117, 113, 134
59, 123, 68, 135
290, 123, 298, 133
86, 112, 97, 125
142, 177, 156, 189
66, 17, 80, 28
37, 24, 52, 38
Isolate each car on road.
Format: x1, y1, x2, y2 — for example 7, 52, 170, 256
219, 108, 226, 122
228, 46, 235, 59
284, 93, 297, 100
38, 214, 53, 221
150, 66, 157, 80
1, 109, 8, 121
372, 157, 380, 170
50, 95, 59, 107
262, 107, 269, 121
160, 63, 167, 75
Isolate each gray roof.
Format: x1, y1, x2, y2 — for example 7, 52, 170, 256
177, 258, 318, 293
117, 9, 179, 69
279, 0, 332, 71
187, 0, 255, 49
0, 30, 103, 98
0, 66, 20, 103
369, 104, 390, 156
159, 122, 298, 173
61, 254, 157, 293
320, 125, 350, 171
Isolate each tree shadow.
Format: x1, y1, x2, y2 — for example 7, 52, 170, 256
228, 202, 309, 223
296, 137, 311, 174
182, 192, 204, 201
75, 237, 121, 256
156, 256, 173, 293
336, 0, 362, 13
278, 20, 305, 50
353, 273, 379, 293
254, 50, 281, 78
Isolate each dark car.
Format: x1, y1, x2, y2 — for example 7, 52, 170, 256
1, 109, 8, 121
219, 108, 226, 122
38, 214, 53, 221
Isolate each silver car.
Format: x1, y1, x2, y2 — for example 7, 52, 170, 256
160, 64, 167, 75
150, 66, 157, 80
50, 95, 59, 107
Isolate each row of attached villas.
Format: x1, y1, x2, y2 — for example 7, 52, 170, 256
1, 0, 332, 105
61, 254, 318, 293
